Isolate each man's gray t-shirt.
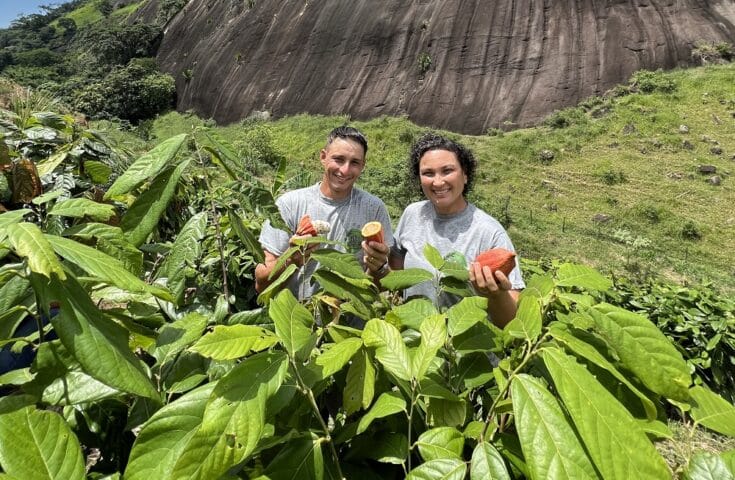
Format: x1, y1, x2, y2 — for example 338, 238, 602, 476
394, 200, 525, 308
259, 183, 394, 299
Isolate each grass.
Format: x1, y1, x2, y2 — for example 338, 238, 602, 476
95, 63, 735, 291
657, 420, 735, 476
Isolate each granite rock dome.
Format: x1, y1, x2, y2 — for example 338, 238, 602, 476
152, 0, 735, 133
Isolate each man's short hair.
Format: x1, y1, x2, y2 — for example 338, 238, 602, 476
326, 126, 368, 156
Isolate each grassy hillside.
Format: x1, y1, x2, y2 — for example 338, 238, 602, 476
100, 64, 735, 290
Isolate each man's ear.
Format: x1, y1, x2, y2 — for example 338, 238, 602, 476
319, 149, 327, 166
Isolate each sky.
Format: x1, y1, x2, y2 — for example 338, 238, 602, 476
0, 0, 53, 29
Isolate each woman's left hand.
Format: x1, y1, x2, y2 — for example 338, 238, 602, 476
469, 262, 513, 297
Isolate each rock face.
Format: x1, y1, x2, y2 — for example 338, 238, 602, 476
154, 0, 735, 134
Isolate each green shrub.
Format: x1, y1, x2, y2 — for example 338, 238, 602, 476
681, 220, 702, 240
630, 69, 677, 94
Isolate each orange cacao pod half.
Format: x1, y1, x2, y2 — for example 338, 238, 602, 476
296, 215, 318, 236
361, 221, 384, 244
475, 248, 516, 277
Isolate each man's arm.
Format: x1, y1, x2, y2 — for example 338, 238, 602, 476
254, 236, 318, 292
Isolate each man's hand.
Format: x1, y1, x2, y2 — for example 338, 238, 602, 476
362, 239, 390, 276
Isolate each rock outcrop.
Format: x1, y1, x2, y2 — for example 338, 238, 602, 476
153, 0, 735, 134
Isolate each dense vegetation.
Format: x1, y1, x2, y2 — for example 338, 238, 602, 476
0, 1, 734, 478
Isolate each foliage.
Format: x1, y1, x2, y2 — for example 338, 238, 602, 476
692, 41, 734, 65
1, 112, 734, 478
630, 69, 678, 94
157, 0, 190, 26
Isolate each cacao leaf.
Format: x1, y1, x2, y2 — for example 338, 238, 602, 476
48, 198, 115, 221
389, 298, 438, 330
82, 159, 111, 184
261, 435, 324, 480
683, 452, 733, 480
6, 222, 65, 280
512, 374, 600, 480
556, 263, 612, 291
190, 325, 278, 360
45, 234, 171, 301
722, 450, 735, 474
311, 249, 369, 279
471, 442, 511, 480
689, 386, 735, 436
42, 371, 120, 405
522, 274, 555, 303
407, 458, 466, 480
549, 322, 657, 420
344, 348, 375, 414
121, 160, 190, 246
47, 274, 159, 399
105, 134, 186, 199
416, 427, 464, 462
380, 268, 434, 291
423, 243, 444, 270
542, 347, 670, 480
504, 295, 542, 341
11, 159, 42, 204
446, 296, 487, 337
269, 289, 315, 362
158, 212, 207, 305
0, 407, 85, 480
125, 383, 216, 480
411, 313, 446, 381
256, 263, 298, 305
357, 391, 406, 434
228, 208, 264, 265
315, 337, 362, 378
0, 209, 31, 231
363, 318, 413, 381
170, 352, 288, 479
590, 303, 691, 401
152, 312, 208, 364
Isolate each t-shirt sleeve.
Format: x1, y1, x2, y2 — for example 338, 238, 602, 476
258, 197, 293, 256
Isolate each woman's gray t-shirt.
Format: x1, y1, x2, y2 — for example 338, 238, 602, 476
259, 183, 394, 299
394, 200, 525, 307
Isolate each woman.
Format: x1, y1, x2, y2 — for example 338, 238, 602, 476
387, 133, 524, 327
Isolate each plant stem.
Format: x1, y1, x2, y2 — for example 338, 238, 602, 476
290, 359, 346, 480
406, 379, 418, 472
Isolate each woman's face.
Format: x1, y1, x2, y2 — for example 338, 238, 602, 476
418, 149, 468, 215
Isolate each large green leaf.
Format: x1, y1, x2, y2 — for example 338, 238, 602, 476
388, 299, 438, 330
407, 458, 466, 480
256, 263, 298, 305
556, 263, 612, 291
446, 296, 487, 337
125, 383, 216, 480
45, 234, 171, 301
511, 374, 600, 480
105, 134, 186, 199
505, 295, 542, 341
170, 352, 289, 479
159, 212, 207, 305
48, 198, 115, 221
689, 386, 735, 436
363, 319, 413, 381
0, 407, 85, 480
344, 348, 375, 414
722, 450, 735, 474
0, 275, 31, 338
269, 289, 315, 361
152, 312, 208, 364
380, 268, 434, 291
542, 347, 669, 480
311, 249, 370, 279
416, 427, 464, 462
549, 322, 657, 420
589, 303, 691, 401
190, 325, 278, 360
315, 337, 363, 378
521, 274, 555, 303
683, 452, 734, 480
47, 275, 158, 399
228, 209, 264, 265
0, 209, 31, 232
42, 371, 120, 405
357, 391, 406, 434
261, 435, 324, 480
423, 244, 444, 270
6, 223, 65, 280
471, 442, 511, 480
411, 314, 446, 381
121, 160, 190, 246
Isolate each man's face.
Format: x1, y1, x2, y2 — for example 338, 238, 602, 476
319, 137, 366, 200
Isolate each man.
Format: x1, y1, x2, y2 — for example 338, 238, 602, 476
255, 126, 393, 299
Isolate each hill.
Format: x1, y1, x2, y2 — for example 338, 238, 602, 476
128, 64, 735, 290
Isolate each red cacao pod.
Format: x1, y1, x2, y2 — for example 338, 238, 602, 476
475, 248, 516, 277
295, 215, 317, 236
